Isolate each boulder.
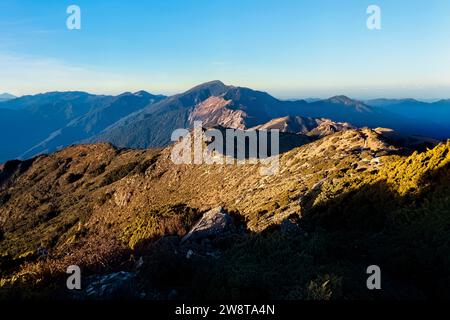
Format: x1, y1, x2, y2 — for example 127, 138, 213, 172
84, 271, 136, 299
181, 206, 235, 243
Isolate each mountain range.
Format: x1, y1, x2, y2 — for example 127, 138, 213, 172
365, 98, 450, 130
0, 91, 165, 162
1, 81, 450, 300
0, 80, 449, 163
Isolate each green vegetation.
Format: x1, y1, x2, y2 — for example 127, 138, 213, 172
123, 204, 200, 251
100, 161, 139, 186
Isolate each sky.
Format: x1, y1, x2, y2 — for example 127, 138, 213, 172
0, 0, 450, 99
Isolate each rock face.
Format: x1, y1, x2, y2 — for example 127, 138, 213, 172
188, 96, 247, 129
181, 207, 235, 243
83, 271, 136, 299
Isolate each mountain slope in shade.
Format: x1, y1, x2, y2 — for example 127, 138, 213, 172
295, 96, 411, 133
0, 92, 116, 162
0, 91, 165, 162
373, 127, 440, 152
365, 98, 450, 139
20, 91, 166, 159
91, 81, 232, 148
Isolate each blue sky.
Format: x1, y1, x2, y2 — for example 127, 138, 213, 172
1, 0, 450, 99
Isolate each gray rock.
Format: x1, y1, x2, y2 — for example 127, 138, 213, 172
83, 271, 136, 299
181, 206, 235, 243
280, 218, 301, 234
135, 256, 144, 270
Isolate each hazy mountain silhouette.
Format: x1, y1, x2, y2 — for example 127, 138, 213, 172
0, 92, 115, 161
20, 91, 166, 159
0, 91, 164, 162
365, 98, 450, 139
0, 93, 16, 103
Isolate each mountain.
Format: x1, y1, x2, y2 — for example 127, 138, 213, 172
1, 81, 450, 301
0, 91, 114, 162
20, 91, 166, 159
89, 85, 340, 147
90, 81, 232, 148
1, 81, 449, 164
1, 126, 450, 299
252, 115, 354, 138
365, 98, 450, 139
373, 127, 440, 152
92, 79, 303, 148
0, 93, 16, 103
292, 95, 450, 139
0, 91, 165, 162
92, 82, 447, 151
364, 98, 423, 108
292, 96, 431, 136
303, 98, 322, 103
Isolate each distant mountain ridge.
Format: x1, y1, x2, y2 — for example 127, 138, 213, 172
0, 93, 16, 103
1, 81, 449, 163
0, 91, 165, 162
20, 91, 166, 159
365, 98, 450, 135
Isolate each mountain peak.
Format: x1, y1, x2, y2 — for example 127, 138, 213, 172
118, 90, 157, 98
0, 93, 17, 101
202, 80, 226, 86
187, 80, 228, 92
133, 90, 152, 97
327, 95, 359, 105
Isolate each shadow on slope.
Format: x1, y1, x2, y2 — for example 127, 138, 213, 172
132, 146, 450, 300
1, 143, 450, 301
298, 152, 450, 299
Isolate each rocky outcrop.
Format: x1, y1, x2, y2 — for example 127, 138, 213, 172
188, 96, 247, 129
82, 271, 137, 299
252, 115, 354, 138
181, 207, 236, 244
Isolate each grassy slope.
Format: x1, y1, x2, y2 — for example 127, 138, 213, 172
0, 130, 449, 299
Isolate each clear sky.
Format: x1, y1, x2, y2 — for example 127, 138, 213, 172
1, 0, 450, 99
